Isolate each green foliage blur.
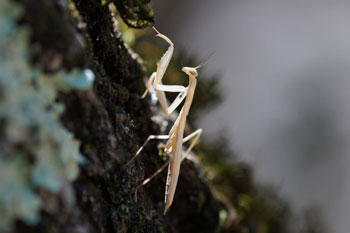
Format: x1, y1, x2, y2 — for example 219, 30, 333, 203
104, 0, 154, 28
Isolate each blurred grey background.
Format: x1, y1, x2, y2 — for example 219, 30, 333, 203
152, 0, 350, 232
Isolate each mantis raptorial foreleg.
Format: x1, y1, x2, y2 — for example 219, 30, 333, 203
142, 27, 188, 115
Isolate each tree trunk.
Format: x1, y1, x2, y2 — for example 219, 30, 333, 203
10, 0, 222, 232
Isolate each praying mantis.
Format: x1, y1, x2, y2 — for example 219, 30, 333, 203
129, 27, 207, 214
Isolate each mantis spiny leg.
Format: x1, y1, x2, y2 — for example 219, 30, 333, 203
126, 135, 169, 167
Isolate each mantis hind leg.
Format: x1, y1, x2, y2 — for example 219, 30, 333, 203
136, 128, 203, 186
136, 161, 169, 188
125, 134, 169, 166
134, 129, 203, 211
135, 148, 190, 190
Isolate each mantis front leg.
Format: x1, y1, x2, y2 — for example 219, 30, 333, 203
142, 27, 188, 115
143, 72, 187, 115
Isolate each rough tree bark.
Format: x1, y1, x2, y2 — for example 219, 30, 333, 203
12, 0, 224, 232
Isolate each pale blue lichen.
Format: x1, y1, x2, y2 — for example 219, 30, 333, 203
0, 155, 41, 230
0, 0, 94, 230
44, 68, 95, 92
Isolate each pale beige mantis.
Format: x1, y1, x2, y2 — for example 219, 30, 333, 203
129, 27, 207, 214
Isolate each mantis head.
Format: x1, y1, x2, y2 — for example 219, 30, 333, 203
181, 67, 198, 77
182, 51, 215, 78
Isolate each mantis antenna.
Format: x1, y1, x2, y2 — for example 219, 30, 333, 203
195, 50, 216, 69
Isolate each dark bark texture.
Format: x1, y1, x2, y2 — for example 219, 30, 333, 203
12, 0, 223, 232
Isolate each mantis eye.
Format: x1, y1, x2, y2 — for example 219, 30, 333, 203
189, 70, 197, 76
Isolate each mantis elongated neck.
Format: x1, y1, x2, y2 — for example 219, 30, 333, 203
182, 76, 197, 116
